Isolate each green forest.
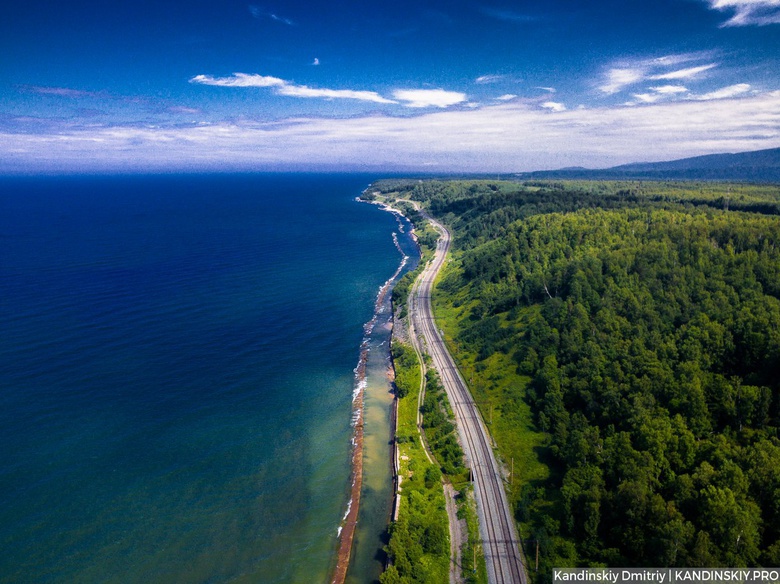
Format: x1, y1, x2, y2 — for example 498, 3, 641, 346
370, 179, 780, 578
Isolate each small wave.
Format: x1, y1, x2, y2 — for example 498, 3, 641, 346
352, 379, 366, 403
342, 497, 353, 522
336, 492, 354, 536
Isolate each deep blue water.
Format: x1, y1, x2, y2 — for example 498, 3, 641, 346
0, 174, 407, 583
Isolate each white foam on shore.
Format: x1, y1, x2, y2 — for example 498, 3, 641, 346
337, 194, 418, 546
337, 494, 354, 536
350, 238, 409, 415
342, 497, 353, 522
352, 378, 367, 403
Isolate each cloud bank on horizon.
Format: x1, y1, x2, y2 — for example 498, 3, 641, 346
1, 0, 779, 172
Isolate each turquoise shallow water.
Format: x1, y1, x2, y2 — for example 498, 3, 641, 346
347, 212, 419, 584
0, 174, 407, 583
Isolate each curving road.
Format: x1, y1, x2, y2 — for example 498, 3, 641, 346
408, 210, 527, 584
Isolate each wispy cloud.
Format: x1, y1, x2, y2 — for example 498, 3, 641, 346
278, 84, 395, 103
701, 0, 780, 26
18, 85, 162, 110
21, 86, 103, 98
475, 74, 505, 84
190, 73, 395, 104
650, 53, 713, 67
625, 82, 754, 106
3, 91, 779, 173
650, 85, 690, 95
496, 94, 518, 101
693, 83, 753, 100
191, 73, 472, 108
651, 64, 718, 81
599, 55, 718, 94
629, 93, 663, 105
626, 85, 689, 105
190, 73, 286, 88
392, 89, 468, 108
248, 5, 295, 26
480, 7, 539, 23
599, 67, 646, 94
166, 106, 202, 115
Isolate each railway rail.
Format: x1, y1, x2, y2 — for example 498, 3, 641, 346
408, 211, 527, 584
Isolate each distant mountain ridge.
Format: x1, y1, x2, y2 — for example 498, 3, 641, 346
522, 147, 780, 182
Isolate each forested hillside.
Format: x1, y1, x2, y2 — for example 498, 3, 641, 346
521, 147, 780, 181
373, 179, 780, 577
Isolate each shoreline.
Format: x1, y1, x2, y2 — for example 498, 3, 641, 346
330, 193, 415, 584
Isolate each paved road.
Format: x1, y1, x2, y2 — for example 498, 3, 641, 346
408, 212, 527, 584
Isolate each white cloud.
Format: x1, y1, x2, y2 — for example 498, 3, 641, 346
599, 67, 647, 94
190, 73, 395, 104
599, 56, 718, 94
312, 58, 320, 66
392, 89, 468, 108
475, 74, 504, 84
650, 53, 714, 67
702, 0, 780, 26
693, 83, 753, 100
496, 94, 518, 101
625, 85, 690, 106
191, 74, 472, 108
541, 101, 567, 112
650, 64, 718, 80
536, 87, 557, 93
631, 93, 662, 104
190, 73, 286, 88
278, 84, 395, 103
650, 85, 689, 94
4, 91, 779, 173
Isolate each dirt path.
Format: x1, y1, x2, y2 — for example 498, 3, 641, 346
409, 211, 526, 584
444, 483, 465, 584
386, 197, 466, 584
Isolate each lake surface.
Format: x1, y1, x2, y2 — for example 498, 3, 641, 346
0, 174, 414, 583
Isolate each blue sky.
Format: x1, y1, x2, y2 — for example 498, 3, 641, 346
1, 0, 779, 173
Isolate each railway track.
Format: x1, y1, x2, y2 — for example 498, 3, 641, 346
408, 212, 527, 584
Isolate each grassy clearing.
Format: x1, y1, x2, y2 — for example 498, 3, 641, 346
432, 260, 551, 543
382, 338, 450, 584
387, 335, 490, 584
458, 484, 489, 584
377, 187, 492, 583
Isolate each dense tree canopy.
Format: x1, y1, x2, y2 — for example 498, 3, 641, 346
379, 179, 780, 575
